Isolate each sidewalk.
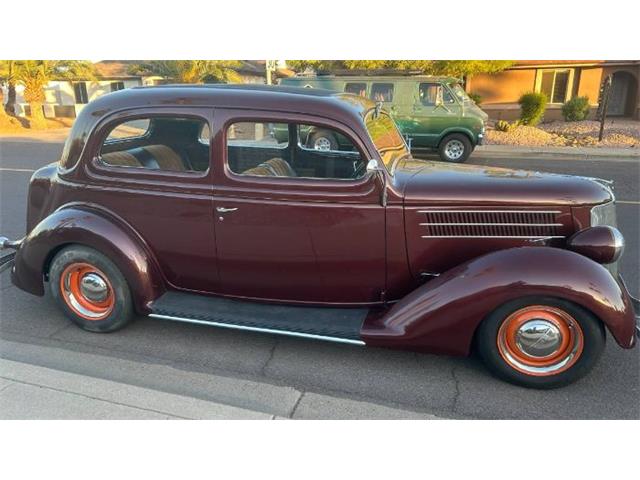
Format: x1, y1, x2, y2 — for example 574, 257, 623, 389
0, 342, 440, 420
475, 144, 639, 159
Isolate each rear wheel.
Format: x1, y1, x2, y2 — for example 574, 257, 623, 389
476, 297, 605, 389
49, 245, 134, 333
438, 133, 472, 163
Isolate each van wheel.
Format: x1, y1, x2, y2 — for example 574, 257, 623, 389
308, 130, 338, 151
49, 245, 134, 333
475, 297, 605, 389
438, 133, 472, 162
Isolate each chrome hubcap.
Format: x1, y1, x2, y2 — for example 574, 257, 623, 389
79, 273, 109, 303
314, 137, 332, 151
445, 140, 464, 160
515, 320, 562, 358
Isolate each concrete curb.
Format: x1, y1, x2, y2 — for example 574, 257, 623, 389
0, 339, 442, 420
475, 145, 640, 159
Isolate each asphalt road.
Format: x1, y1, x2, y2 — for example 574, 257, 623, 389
1, 138, 639, 419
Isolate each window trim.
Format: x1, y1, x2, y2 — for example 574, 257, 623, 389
535, 68, 575, 105
223, 117, 369, 183
92, 111, 212, 179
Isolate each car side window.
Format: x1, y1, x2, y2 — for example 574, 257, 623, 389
226, 121, 365, 180
99, 116, 210, 173
344, 82, 367, 97
371, 83, 394, 102
419, 83, 455, 106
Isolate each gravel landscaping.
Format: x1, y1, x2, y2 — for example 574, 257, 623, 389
487, 119, 639, 149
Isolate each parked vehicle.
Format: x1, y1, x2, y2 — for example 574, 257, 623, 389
280, 74, 488, 163
1, 85, 638, 389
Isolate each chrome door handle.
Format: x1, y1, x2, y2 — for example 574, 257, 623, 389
216, 207, 238, 213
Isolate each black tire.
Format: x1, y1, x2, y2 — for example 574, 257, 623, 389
49, 245, 134, 333
307, 130, 338, 151
475, 296, 605, 389
438, 133, 472, 163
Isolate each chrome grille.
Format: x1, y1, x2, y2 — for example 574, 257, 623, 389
418, 210, 563, 239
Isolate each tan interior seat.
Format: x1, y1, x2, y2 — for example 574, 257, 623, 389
101, 151, 142, 168
142, 145, 186, 171
241, 157, 296, 177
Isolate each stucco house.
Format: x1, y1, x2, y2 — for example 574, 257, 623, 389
5, 60, 280, 119
467, 60, 639, 121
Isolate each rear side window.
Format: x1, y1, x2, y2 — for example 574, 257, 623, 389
99, 116, 210, 173
371, 83, 394, 102
345, 82, 367, 97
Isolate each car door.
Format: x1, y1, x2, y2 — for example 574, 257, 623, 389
408, 82, 461, 148
211, 109, 386, 305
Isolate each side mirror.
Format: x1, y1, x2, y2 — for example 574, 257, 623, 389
366, 158, 385, 174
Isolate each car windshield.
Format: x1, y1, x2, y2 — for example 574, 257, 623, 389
364, 110, 409, 172
448, 82, 471, 102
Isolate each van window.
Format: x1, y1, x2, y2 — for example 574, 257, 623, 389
419, 83, 455, 106
371, 83, 394, 102
345, 82, 367, 97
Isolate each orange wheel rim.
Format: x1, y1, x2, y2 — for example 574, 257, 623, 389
59, 263, 115, 321
497, 305, 584, 377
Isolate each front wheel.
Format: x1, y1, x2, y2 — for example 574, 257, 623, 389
476, 297, 605, 389
438, 133, 472, 163
49, 245, 134, 333
307, 130, 338, 151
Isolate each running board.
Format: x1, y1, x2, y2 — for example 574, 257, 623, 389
150, 291, 367, 346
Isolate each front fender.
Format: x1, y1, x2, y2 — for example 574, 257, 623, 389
12, 205, 165, 314
362, 247, 636, 355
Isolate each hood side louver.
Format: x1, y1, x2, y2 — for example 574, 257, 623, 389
418, 210, 564, 239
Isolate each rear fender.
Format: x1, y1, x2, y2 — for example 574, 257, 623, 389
362, 247, 636, 355
12, 205, 164, 314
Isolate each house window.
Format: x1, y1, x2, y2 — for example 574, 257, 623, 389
110, 81, 125, 92
73, 82, 89, 104
537, 69, 574, 104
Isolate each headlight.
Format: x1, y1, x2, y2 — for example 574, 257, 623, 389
591, 201, 617, 228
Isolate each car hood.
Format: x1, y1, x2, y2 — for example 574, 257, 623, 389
395, 159, 614, 207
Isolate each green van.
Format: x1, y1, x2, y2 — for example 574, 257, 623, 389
280, 75, 488, 162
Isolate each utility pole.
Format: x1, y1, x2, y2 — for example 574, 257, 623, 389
597, 74, 613, 142
266, 60, 278, 85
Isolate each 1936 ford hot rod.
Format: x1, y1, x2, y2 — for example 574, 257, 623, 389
1, 85, 638, 388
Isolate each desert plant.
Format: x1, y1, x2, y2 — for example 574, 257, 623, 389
518, 92, 547, 126
495, 120, 512, 132
562, 96, 590, 122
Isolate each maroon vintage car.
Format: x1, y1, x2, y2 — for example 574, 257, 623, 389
1, 84, 638, 388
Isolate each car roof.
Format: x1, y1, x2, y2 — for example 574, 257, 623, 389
61, 84, 378, 171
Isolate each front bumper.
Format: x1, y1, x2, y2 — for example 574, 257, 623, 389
476, 133, 484, 146
0, 236, 22, 275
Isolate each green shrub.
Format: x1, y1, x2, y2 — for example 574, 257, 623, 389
518, 92, 547, 126
495, 120, 512, 132
468, 92, 482, 104
562, 96, 590, 121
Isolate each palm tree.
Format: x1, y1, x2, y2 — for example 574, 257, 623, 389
129, 60, 243, 84
13, 60, 95, 129
0, 60, 16, 119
